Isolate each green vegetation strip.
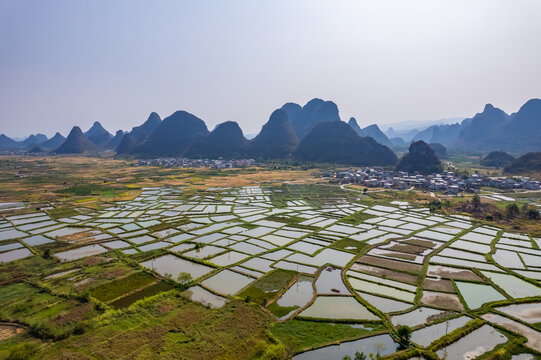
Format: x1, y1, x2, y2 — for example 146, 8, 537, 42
89, 272, 156, 303
109, 281, 174, 309
270, 319, 385, 354
239, 269, 296, 306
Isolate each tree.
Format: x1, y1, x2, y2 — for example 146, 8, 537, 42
506, 203, 520, 217
343, 356, 352, 360
176, 272, 192, 285
472, 194, 481, 208
363, 188, 368, 195
355, 352, 367, 360
42, 248, 52, 259
397, 325, 412, 344
429, 200, 442, 212
527, 209, 540, 220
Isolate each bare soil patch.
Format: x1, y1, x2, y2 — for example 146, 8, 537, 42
350, 263, 418, 284
358, 255, 423, 273
0, 324, 25, 341
427, 265, 483, 281
421, 291, 464, 311
424, 278, 456, 292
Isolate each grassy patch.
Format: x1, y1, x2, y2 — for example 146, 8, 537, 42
267, 301, 299, 318
0, 282, 37, 304
56, 183, 138, 198
36, 296, 275, 360
109, 281, 174, 309
330, 238, 368, 253
0, 284, 98, 340
46, 207, 79, 220
89, 272, 156, 303
340, 211, 376, 225
271, 319, 383, 353
238, 269, 296, 305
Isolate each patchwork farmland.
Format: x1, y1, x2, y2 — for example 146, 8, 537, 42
1, 184, 541, 358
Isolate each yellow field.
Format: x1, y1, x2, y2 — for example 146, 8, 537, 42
0, 156, 320, 204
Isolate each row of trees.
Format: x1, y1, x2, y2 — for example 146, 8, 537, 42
505, 202, 540, 220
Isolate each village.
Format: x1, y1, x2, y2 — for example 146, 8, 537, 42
326, 167, 541, 194
136, 157, 257, 169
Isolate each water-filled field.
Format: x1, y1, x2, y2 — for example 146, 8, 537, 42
3, 184, 541, 358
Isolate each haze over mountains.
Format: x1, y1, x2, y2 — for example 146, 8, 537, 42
1, 98, 540, 167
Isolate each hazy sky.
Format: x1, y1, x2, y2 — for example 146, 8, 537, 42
1, 0, 541, 137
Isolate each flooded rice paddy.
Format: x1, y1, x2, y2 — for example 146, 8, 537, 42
299, 296, 379, 321
292, 333, 398, 360
435, 324, 507, 359
3, 184, 541, 358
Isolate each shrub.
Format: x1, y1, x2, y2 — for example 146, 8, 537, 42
527, 209, 540, 220
257, 343, 288, 360
42, 248, 52, 259
472, 195, 481, 208
506, 203, 519, 217
6, 343, 37, 360
176, 272, 192, 285
29, 321, 60, 340
73, 321, 88, 335
355, 352, 367, 360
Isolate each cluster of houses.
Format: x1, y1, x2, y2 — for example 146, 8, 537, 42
136, 158, 256, 169
326, 168, 541, 194
0, 149, 48, 156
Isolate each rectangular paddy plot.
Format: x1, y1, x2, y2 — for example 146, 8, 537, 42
391, 307, 448, 327
481, 270, 541, 298
348, 276, 416, 303
435, 324, 507, 360
90, 272, 156, 303
273, 276, 314, 318
55, 244, 108, 261
299, 296, 379, 321
0, 247, 33, 263
292, 334, 398, 360
181, 286, 227, 308
483, 313, 541, 352
140, 254, 214, 280
496, 302, 541, 323
201, 269, 254, 295
455, 282, 506, 309
411, 316, 471, 347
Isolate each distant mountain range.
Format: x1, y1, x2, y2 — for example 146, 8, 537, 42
389, 99, 541, 154
116, 98, 397, 166
120, 103, 396, 166
1, 97, 540, 165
